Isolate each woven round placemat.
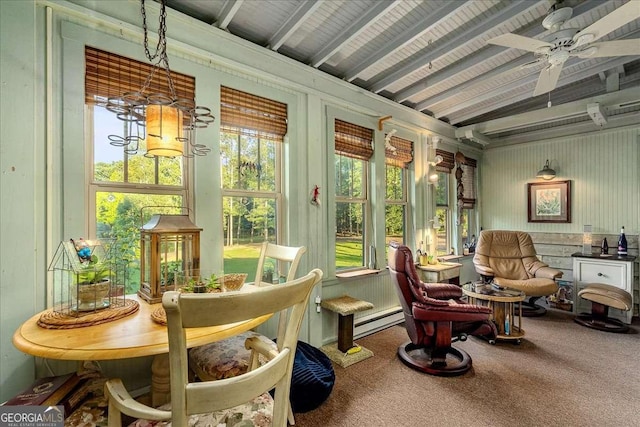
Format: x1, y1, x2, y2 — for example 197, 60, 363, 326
151, 307, 168, 326
150, 285, 230, 325
37, 299, 140, 329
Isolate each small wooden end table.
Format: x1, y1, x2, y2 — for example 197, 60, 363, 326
417, 262, 462, 285
462, 282, 525, 344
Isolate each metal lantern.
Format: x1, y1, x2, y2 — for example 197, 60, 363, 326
139, 214, 202, 303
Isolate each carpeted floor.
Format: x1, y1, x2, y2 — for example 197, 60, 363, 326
294, 310, 640, 427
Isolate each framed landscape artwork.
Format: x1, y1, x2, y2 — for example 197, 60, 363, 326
527, 180, 571, 223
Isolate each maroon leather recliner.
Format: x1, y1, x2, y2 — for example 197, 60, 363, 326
388, 244, 497, 376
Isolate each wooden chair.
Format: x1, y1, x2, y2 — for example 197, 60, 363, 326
188, 242, 306, 424
254, 242, 307, 287
104, 268, 323, 427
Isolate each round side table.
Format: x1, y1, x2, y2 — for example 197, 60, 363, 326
462, 282, 526, 344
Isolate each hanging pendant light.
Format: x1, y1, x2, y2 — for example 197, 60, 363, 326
145, 105, 184, 157
105, 0, 213, 158
536, 159, 556, 180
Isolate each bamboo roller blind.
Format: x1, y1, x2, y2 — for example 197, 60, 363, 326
435, 149, 455, 173
85, 46, 195, 104
220, 86, 288, 141
334, 119, 374, 161
458, 157, 477, 208
386, 135, 414, 168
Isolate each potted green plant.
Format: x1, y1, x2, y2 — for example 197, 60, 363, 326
72, 262, 113, 311
181, 273, 222, 293
261, 264, 275, 284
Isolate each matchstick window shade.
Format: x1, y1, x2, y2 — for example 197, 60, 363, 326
334, 119, 374, 161
459, 157, 477, 208
435, 149, 454, 173
220, 86, 288, 142
385, 135, 414, 168
85, 46, 195, 110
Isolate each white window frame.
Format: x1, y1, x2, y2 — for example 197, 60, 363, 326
220, 130, 284, 246
435, 171, 451, 255
327, 107, 377, 275
334, 151, 370, 270
385, 162, 409, 246
85, 105, 191, 238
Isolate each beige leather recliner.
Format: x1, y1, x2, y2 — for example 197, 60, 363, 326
473, 230, 562, 316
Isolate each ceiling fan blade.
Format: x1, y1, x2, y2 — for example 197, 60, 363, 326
533, 64, 563, 96
519, 58, 543, 69
487, 33, 552, 53
573, 1, 640, 45
574, 39, 640, 58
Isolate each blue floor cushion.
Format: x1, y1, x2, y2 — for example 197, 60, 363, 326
286, 341, 335, 413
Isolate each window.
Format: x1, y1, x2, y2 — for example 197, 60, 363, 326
385, 135, 413, 251
86, 47, 190, 294
434, 149, 454, 255
335, 119, 373, 269
435, 175, 450, 256
220, 87, 287, 281
457, 157, 477, 248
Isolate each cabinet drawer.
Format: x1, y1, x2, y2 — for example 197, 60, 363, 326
576, 261, 626, 288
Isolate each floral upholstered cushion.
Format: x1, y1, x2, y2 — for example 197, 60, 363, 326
189, 332, 278, 381
128, 392, 273, 427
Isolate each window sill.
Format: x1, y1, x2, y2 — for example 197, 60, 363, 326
336, 269, 382, 279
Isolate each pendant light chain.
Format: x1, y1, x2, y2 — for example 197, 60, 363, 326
141, 0, 165, 63
140, 0, 176, 99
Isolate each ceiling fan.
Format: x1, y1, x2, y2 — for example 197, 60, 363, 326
487, 0, 640, 96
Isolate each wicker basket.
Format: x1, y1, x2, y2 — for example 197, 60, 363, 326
221, 273, 247, 292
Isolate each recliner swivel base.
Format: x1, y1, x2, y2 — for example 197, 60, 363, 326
516, 297, 547, 317
574, 313, 629, 333
397, 341, 472, 376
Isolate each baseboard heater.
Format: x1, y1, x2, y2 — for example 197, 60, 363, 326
354, 306, 404, 340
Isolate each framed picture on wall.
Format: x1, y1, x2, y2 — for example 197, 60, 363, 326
527, 180, 571, 223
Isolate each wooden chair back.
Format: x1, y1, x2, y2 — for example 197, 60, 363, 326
254, 242, 306, 286
106, 269, 322, 427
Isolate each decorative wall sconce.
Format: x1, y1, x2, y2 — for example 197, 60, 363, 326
384, 128, 397, 153
427, 136, 442, 185
428, 170, 439, 185
536, 159, 556, 180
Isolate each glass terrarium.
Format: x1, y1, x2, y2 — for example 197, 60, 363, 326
49, 239, 126, 316
138, 214, 202, 303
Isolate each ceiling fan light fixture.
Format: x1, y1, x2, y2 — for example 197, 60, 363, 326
548, 50, 569, 66
536, 159, 556, 180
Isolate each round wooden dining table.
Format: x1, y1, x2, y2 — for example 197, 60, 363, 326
13, 292, 271, 405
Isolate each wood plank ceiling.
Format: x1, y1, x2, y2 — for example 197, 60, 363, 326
164, 0, 640, 141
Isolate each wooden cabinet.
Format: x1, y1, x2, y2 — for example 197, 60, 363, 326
572, 254, 635, 324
